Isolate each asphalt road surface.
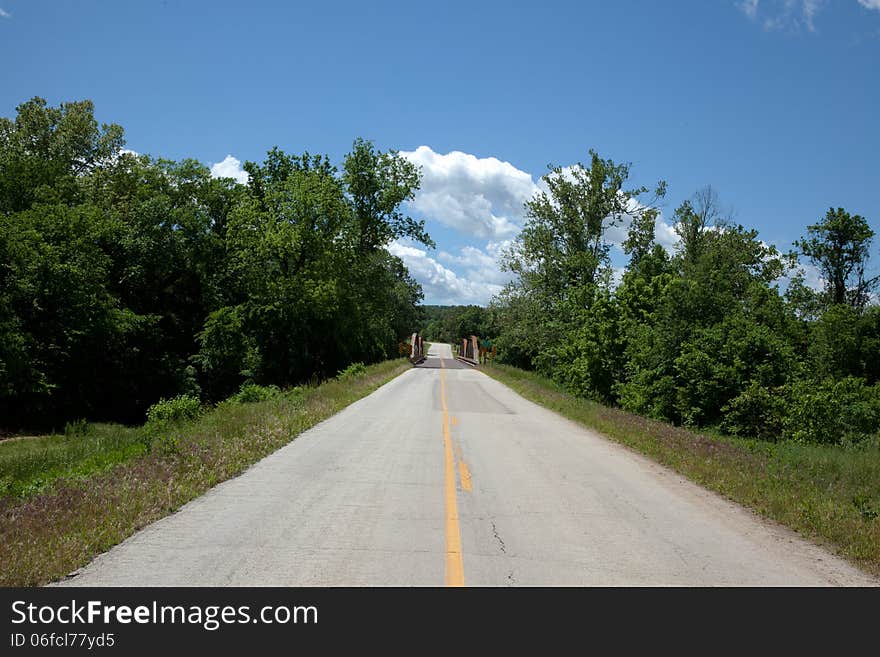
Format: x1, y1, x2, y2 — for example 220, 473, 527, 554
58, 343, 876, 586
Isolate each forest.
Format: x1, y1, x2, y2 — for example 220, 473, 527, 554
456, 151, 879, 446
0, 97, 430, 430
3, 97, 878, 446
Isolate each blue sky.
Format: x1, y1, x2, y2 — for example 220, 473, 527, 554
2, 0, 879, 304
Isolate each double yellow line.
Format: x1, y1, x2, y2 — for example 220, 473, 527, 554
439, 365, 465, 587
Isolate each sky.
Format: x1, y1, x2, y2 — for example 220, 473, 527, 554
2, 0, 879, 305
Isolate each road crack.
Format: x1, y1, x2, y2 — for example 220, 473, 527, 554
491, 520, 506, 554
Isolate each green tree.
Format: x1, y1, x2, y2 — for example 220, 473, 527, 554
342, 138, 434, 252
0, 97, 124, 214
507, 151, 663, 308
797, 207, 877, 309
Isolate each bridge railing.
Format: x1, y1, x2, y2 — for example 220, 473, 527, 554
457, 335, 497, 365
458, 335, 479, 365
409, 333, 426, 364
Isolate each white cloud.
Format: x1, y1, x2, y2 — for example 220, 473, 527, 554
438, 240, 515, 287
654, 219, 680, 252
393, 147, 688, 303
802, 0, 823, 31
858, 0, 880, 10
740, 0, 759, 19
388, 241, 503, 305
210, 154, 249, 184
604, 197, 680, 254
0, 8, 11, 18
402, 147, 680, 264
400, 146, 539, 240
799, 261, 825, 290
737, 0, 828, 31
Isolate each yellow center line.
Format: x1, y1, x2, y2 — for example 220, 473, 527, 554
458, 453, 472, 493
440, 367, 464, 587
449, 417, 472, 494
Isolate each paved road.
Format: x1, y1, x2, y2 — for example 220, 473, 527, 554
58, 343, 876, 586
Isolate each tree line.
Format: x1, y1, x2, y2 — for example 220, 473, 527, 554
419, 305, 491, 346
0, 97, 430, 430
450, 151, 879, 445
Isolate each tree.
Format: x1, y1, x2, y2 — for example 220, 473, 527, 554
0, 97, 124, 214
1, 96, 430, 429
199, 143, 428, 394
674, 185, 728, 268
504, 150, 664, 323
342, 138, 434, 252
797, 207, 877, 310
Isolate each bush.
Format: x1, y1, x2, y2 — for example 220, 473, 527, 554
720, 381, 788, 440
337, 362, 367, 380
143, 394, 202, 453
228, 383, 281, 404
145, 394, 202, 425
784, 377, 880, 444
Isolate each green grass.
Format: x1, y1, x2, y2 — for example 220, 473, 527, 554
0, 359, 411, 586
0, 424, 147, 499
481, 362, 880, 578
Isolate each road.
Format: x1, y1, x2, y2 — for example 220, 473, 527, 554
58, 343, 876, 586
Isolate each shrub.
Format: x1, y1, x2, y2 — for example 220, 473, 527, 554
784, 377, 880, 444
337, 362, 367, 380
229, 383, 281, 404
720, 381, 788, 440
145, 394, 202, 425
143, 394, 202, 453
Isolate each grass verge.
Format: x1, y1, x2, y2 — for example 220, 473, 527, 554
481, 362, 880, 578
0, 359, 411, 586
0, 424, 147, 499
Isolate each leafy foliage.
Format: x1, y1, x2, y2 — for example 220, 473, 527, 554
228, 383, 282, 404
488, 149, 879, 446
337, 362, 368, 380
145, 395, 203, 426
784, 378, 880, 445
0, 98, 427, 431
419, 305, 496, 345
797, 208, 877, 309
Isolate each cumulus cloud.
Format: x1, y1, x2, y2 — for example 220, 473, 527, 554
654, 218, 680, 251
392, 147, 688, 303
858, 0, 880, 9
388, 241, 503, 305
210, 154, 249, 184
438, 240, 515, 287
0, 8, 11, 18
400, 146, 539, 240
